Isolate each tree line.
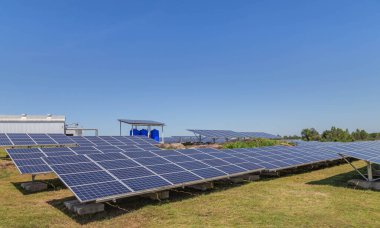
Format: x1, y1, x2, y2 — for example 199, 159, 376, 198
297, 127, 380, 142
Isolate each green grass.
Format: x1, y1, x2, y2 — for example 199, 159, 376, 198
0, 148, 6, 158
223, 138, 293, 149
1, 158, 380, 227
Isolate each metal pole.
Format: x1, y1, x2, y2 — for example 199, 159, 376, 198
119, 121, 122, 136
368, 162, 373, 181
161, 125, 164, 144
339, 154, 369, 181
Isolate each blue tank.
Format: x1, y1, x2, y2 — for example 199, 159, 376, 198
150, 129, 160, 142
140, 129, 148, 136
130, 129, 140, 136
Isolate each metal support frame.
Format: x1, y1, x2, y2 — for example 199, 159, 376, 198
338, 154, 380, 182
368, 162, 373, 181
32, 174, 36, 182
119, 120, 164, 144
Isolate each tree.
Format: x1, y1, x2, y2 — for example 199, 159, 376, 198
321, 127, 353, 142
351, 129, 368, 141
301, 128, 320, 141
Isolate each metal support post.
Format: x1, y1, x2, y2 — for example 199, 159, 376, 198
368, 162, 373, 181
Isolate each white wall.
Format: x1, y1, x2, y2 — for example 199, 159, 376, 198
0, 122, 65, 134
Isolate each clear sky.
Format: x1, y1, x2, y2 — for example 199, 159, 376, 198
1, 1, 380, 136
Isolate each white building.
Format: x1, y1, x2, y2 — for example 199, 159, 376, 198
0, 114, 65, 134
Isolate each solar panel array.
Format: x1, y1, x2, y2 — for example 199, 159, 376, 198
6, 137, 161, 174
42, 148, 265, 202
187, 129, 280, 140
326, 141, 380, 164
7, 134, 380, 204
0, 133, 158, 147
188, 130, 248, 139
238, 132, 280, 139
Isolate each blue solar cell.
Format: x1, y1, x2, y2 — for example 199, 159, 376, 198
222, 157, 248, 164
177, 149, 202, 155
161, 171, 202, 184
191, 168, 226, 179
96, 158, 139, 169
94, 145, 123, 151
235, 162, 263, 171
61, 171, 115, 186
122, 176, 171, 191
258, 162, 280, 170
118, 146, 144, 152
51, 163, 102, 175
215, 165, 247, 174
87, 153, 127, 161
147, 164, 186, 175
19, 165, 51, 174
209, 152, 234, 159
151, 150, 182, 157
40, 147, 72, 153
123, 151, 157, 159
71, 181, 131, 202
43, 155, 90, 165
175, 161, 210, 170
10, 153, 45, 160
202, 159, 230, 167
164, 155, 195, 163
71, 148, 101, 155
109, 167, 155, 179
14, 158, 46, 166
134, 157, 170, 166
282, 159, 302, 166
195, 148, 220, 153
187, 153, 215, 160
292, 157, 312, 164
45, 152, 76, 157
7, 148, 41, 153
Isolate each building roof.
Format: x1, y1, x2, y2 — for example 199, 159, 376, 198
0, 114, 65, 122
118, 119, 165, 126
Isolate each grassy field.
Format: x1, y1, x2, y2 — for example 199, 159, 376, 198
223, 138, 293, 149
1, 149, 380, 227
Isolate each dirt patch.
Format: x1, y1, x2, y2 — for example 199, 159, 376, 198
0, 161, 14, 169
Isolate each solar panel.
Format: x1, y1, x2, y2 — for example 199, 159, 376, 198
5, 141, 161, 175
238, 132, 280, 139
42, 148, 265, 203
188, 129, 247, 139
0, 133, 159, 147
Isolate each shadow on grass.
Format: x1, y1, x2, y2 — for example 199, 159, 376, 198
11, 178, 67, 195
46, 180, 250, 225
307, 166, 367, 188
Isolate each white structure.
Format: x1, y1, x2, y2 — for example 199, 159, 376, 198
65, 128, 99, 136
0, 114, 65, 134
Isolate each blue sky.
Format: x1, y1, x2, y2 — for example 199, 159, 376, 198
1, 1, 380, 136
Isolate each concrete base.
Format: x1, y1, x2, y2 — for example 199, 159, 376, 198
141, 191, 170, 200
73, 203, 104, 215
64, 199, 104, 215
20, 182, 47, 192
347, 179, 380, 191
64, 200, 81, 211
187, 182, 214, 191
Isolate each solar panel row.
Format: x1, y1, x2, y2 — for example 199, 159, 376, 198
0, 133, 158, 146
187, 130, 280, 140
43, 148, 265, 202
6, 143, 160, 174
